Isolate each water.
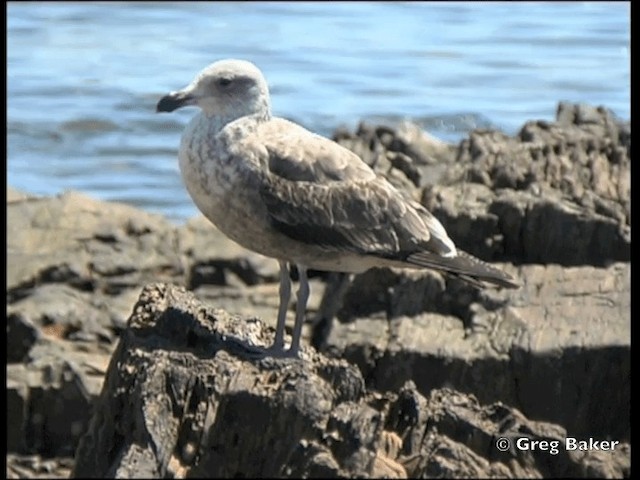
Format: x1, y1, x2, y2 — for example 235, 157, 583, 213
7, 2, 630, 223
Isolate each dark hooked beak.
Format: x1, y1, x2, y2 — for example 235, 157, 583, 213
156, 91, 195, 113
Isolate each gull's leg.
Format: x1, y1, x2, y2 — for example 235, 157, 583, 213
272, 260, 291, 353
288, 264, 309, 356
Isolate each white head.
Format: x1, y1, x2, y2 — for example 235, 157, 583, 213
157, 59, 271, 121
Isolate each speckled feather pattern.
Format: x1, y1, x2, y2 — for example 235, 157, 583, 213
164, 59, 519, 287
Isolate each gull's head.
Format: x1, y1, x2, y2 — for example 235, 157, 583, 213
156, 59, 271, 120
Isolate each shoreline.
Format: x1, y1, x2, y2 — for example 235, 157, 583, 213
7, 101, 630, 478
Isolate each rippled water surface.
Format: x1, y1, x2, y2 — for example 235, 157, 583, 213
7, 2, 630, 222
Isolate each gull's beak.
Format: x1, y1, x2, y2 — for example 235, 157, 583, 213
156, 89, 196, 113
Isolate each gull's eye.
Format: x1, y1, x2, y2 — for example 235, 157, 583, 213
217, 78, 232, 87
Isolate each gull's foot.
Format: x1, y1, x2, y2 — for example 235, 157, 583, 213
221, 336, 270, 359
223, 337, 302, 360
261, 344, 301, 359
242, 348, 300, 361
240, 345, 271, 360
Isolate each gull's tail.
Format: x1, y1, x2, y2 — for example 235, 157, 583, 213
405, 250, 520, 289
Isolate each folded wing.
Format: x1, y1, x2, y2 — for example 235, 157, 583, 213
252, 118, 518, 289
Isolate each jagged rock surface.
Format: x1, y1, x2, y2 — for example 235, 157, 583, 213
315, 103, 630, 443
71, 284, 630, 478
6, 102, 630, 478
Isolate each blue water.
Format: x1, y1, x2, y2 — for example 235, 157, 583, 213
7, 2, 630, 223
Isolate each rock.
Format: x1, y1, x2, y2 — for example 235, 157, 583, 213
452, 103, 629, 227
422, 184, 630, 264
7, 312, 40, 363
7, 350, 107, 458
7, 365, 30, 452
315, 102, 630, 444
319, 263, 630, 441
7, 190, 184, 302
6, 454, 73, 479
5, 188, 324, 470
7, 186, 35, 203
72, 284, 629, 478
5, 184, 193, 451
490, 188, 629, 265
405, 387, 630, 478
72, 283, 366, 478
7, 102, 630, 476
6, 188, 290, 345
6, 208, 118, 461
8, 284, 115, 344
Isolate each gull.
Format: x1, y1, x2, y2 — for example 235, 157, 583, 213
156, 59, 519, 358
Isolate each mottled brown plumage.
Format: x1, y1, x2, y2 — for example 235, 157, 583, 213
157, 59, 519, 357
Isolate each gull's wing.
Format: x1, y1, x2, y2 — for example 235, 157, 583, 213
258, 118, 378, 183
241, 118, 519, 289
261, 174, 431, 254
406, 250, 520, 289
253, 118, 455, 257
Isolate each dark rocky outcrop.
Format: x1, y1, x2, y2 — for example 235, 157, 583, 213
71, 284, 630, 478
6, 102, 630, 477
317, 102, 630, 443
